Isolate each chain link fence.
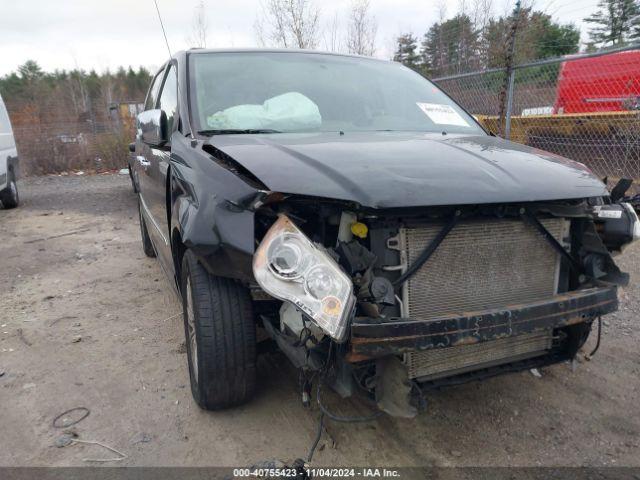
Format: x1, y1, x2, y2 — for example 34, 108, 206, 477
6, 101, 142, 176
432, 45, 640, 180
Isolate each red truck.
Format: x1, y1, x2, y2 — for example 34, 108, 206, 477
553, 50, 640, 114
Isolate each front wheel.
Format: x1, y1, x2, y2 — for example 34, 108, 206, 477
0, 170, 19, 209
181, 249, 257, 410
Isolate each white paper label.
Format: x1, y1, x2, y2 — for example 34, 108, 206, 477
416, 102, 469, 127
596, 209, 622, 219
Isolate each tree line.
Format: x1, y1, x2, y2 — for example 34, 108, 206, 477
2, 0, 639, 129
0, 60, 151, 116
0, 61, 152, 175
393, 0, 640, 78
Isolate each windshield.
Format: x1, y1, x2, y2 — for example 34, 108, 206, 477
189, 51, 485, 135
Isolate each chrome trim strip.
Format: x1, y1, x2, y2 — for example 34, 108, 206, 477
139, 195, 168, 245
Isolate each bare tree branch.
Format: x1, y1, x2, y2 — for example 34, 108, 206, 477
345, 0, 377, 56
256, 0, 320, 49
323, 11, 341, 52
187, 1, 208, 48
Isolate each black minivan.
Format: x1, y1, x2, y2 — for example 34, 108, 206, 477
131, 49, 636, 418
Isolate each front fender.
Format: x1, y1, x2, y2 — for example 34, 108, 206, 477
169, 140, 261, 283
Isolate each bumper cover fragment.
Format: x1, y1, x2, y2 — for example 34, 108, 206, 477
350, 286, 618, 358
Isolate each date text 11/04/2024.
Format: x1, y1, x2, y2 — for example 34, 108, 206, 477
233, 467, 401, 478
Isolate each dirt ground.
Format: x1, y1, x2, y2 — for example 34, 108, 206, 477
1, 173, 639, 468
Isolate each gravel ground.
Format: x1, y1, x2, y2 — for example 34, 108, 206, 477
0, 173, 639, 467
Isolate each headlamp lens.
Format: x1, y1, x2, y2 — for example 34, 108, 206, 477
305, 265, 335, 299
253, 215, 355, 342
268, 236, 304, 279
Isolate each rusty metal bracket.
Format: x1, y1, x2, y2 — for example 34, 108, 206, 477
521, 209, 583, 275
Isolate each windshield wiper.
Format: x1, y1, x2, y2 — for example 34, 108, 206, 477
198, 128, 282, 136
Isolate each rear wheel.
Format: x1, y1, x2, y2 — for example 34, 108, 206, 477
180, 249, 257, 410
0, 170, 19, 209
137, 196, 156, 257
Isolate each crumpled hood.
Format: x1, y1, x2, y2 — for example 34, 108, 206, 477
206, 132, 608, 208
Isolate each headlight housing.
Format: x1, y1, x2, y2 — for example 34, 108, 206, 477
594, 202, 640, 252
622, 202, 640, 242
253, 215, 355, 341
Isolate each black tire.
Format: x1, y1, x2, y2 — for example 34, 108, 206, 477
0, 170, 19, 209
180, 249, 257, 410
137, 196, 156, 258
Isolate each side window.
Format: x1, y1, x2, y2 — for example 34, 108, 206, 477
144, 70, 163, 111
158, 65, 178, 135
0, 98, 12, 134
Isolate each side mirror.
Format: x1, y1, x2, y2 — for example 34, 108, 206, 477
137, 109, 168, 147
128, 142, 135, 153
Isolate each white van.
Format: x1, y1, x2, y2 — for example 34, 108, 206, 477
0, 93, 19, 208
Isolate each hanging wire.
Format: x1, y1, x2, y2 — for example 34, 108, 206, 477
304, 340, 384, 464
588, 316, 603, 358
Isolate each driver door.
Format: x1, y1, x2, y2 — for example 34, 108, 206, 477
136, 65, 173, 269
143, 63, 178, 272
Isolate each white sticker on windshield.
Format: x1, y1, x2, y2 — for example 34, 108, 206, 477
416, 103, 469, 127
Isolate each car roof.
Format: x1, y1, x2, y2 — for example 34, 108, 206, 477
179, 47, 392, 63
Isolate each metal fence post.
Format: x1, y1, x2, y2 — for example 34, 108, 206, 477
505, 70, 515, 140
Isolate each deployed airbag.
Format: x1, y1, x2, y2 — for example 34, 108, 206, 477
206, 92, 321, 131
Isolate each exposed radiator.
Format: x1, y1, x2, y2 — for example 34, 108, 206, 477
406, 331, 553, 380
402, 218, 567, 320
401, 218, 566, 379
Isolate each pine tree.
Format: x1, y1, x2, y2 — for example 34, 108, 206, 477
393, 33, 421, 72
484, 10, 580, 67
584, 0, 640, 46
420, 14, 480, 77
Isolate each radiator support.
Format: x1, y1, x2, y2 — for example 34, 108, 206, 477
401, 218, 567, 321
398, 218, 566, 378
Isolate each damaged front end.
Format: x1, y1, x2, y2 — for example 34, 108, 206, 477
250, 191, 637, 418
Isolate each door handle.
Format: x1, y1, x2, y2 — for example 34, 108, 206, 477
136, 156, 151, 167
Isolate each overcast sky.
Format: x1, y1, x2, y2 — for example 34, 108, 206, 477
0, 0, 601, 76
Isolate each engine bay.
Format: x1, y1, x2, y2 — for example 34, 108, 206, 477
250, 192, 635, 417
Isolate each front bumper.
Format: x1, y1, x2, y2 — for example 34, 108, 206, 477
349, 286, 618, 359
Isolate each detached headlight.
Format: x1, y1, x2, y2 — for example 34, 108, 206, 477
253, 215, 355, 342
